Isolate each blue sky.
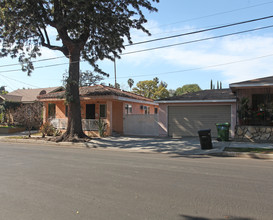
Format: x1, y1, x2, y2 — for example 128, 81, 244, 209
1, 0, 273, 92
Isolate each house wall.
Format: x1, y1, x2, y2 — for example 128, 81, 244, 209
123, 101, 158, 115
42, 96, 158, 137
123, 114, 159, 136
158, 102, 236, 138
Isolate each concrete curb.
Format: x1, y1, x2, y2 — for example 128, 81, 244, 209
209, 151, 273, 159
1, 137, 273, 159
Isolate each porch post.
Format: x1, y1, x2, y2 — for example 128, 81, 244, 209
43, 103, 47, 124
106, 101, 113, 136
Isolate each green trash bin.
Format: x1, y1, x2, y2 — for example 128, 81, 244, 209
216, 123, 230, 141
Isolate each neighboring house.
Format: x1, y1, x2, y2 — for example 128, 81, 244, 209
7, 87, 64, 103
0, 87, 64, 124
156, 89, 236, 138
37, 85, 159, 137
0, 94, 22, 104
230, 75, 273, 141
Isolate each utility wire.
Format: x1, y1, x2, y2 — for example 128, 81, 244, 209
122, 24, 273, 55
114, 53, 273, 79
1, 24, 272, 73
126, 15, 273, 46
0, 73, 39, 88
0, 56, 67, 68
148, 0, 273, 30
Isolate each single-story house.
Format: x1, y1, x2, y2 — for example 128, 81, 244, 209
0, 87, 64, 124
156, 89, 236, 138
157, 75, 273, 141
230, 75, 273, 141
37, 85, 159, 137
7, 87, 64, 103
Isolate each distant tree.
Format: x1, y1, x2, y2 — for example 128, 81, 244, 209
210, 80, 213, 90
175, 84, 201, 96
168, 89, 176, 97
0, 86, 7, 94
109, 83, 120, 89
127, 78, 134, 91
13, 102, 43, 137
63, 70, 104, 87
132, 77, 169, 100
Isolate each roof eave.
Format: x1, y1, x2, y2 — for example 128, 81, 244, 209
156, 99, 236, 104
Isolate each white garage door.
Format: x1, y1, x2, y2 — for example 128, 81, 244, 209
168, 105, 231, 137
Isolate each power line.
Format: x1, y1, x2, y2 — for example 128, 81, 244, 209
148, 0, 273, 30
122, 24, 273, 55
0, 73, 39, 88
114, 53, 273, 79
0, 56, 67, 68
126, 15, 273, 47
0, 60, 82, 74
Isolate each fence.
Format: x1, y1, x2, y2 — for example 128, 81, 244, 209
50, 118, 106, 131
123, 114, 159, 136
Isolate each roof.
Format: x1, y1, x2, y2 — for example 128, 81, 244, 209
8, 86, 64, 103
156, 89, 236, 103
37, 85, 155, 103
230, 76, 273, 90
0, 94, 22, 102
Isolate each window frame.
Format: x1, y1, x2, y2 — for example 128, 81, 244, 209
99, 104, 107, 118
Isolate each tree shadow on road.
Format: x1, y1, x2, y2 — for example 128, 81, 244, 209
180, 214, 255, 220
85, 136, 227, 158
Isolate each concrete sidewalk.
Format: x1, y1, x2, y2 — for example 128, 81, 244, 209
1, 131, 273, 158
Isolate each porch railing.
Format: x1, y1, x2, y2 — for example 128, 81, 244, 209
49, 118, 106, 131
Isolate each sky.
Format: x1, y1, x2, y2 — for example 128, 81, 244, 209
1, 0, 273, 92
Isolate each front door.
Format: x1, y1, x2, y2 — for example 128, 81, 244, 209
86, 104, 95, 119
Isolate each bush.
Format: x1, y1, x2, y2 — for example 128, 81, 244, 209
40, 121, 62, 137
40, 122, 55, 137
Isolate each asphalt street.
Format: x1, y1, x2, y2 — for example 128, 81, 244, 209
0, 142, 272, 220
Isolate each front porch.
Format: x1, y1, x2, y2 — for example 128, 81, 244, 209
50, 118, 107, 131
231, 80, 273, 142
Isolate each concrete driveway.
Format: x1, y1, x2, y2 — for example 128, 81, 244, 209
89, 136, 229, 155
1, 131, 273, 157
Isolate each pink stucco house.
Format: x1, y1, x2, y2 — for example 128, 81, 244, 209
37, 85, 158, 137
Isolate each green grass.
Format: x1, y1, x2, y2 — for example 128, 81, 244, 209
224, 147, 273, 154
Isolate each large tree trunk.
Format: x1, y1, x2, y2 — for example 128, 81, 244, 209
58, 46, 89, 142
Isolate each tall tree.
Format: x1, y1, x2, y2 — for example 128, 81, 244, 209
127, 78, 134, 91
174, 84, 201, 96
132, 77, 169, 100
63, 70, 104, 87
0, 0, 159, 141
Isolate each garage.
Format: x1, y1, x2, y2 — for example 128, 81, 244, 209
168, 105, 231, 137
157, 89, 237, 138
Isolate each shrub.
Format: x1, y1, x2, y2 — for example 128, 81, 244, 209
95, 118, 107, 137
40, 122, 55, 137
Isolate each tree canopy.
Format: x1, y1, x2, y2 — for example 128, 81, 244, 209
0, 0, 159, 141
174, 84, 201, 96
132, 77, 169, 100
63, 70, 104, 87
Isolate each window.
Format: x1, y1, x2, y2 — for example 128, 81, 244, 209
125, 104, 132, 114
100, 104, 107, 118
48, 103, 56, 118
154, 107, 158, 114
144, 106, 150, 114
